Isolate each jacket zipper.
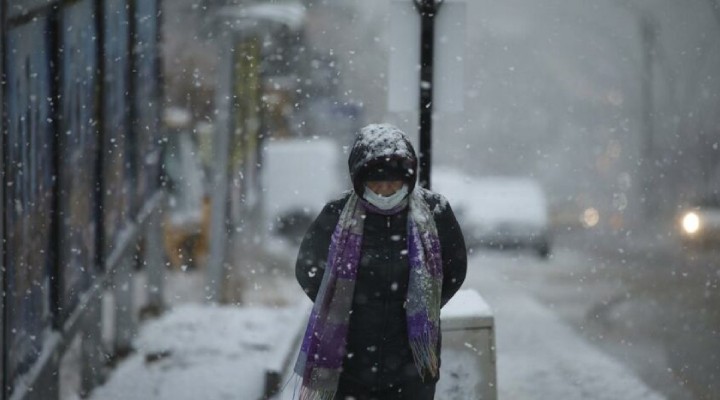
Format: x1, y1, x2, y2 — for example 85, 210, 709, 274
377, 215, 392, 388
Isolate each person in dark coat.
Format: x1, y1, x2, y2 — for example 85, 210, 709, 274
293, 123, 467, 400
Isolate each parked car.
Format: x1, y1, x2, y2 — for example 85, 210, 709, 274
677, 196, 720, 249
262, 137, 346, 243
433, 168, 552, 258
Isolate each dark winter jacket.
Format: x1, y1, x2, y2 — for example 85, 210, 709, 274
295, 125, 467, 390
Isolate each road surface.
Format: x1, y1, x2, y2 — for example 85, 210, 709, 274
469, 229, 719, 400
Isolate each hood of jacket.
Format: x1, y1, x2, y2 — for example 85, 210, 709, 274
348, 124, 418, 196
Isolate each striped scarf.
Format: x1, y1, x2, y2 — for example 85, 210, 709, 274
294, 189, 443, 400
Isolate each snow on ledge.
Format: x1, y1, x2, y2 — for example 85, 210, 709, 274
442, 289, 495, 331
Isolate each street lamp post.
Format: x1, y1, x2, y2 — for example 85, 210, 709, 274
639, 15, 657, 218
414, 0, 443, 189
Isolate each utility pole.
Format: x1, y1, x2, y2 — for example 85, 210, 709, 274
414, 0, 443, 190
640, 15, 657, 218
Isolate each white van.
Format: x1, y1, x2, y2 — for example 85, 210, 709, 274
261, 138, 347, 242
434, 167, 552, 258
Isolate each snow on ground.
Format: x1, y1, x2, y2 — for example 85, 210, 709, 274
464, 251, 666, 400
90, 302, 310, 400
87, 252, 666, 400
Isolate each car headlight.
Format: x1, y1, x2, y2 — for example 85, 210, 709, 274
582, 207, 600, 228
681, 212, 701, 235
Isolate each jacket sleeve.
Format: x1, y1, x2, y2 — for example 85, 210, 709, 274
437, 201, 467, 307
295, 199, 343, 302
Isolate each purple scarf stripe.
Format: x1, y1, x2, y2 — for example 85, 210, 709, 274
335, 233, 363, 280
427, 237, 443, 277
314, 323, 351, 369
407, 313, 434, 333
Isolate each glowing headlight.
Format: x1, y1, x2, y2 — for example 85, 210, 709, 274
682, 212, 701, 235
582, 207, 600, 228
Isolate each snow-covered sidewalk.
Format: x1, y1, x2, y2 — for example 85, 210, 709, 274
87, 252, 666, 400
465, 252, 666, 400
89, 302, 310, 400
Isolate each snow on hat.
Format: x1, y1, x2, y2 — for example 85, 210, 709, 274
348, 123, 418, 196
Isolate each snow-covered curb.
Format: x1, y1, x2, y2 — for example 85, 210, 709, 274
90, 302, 310, 400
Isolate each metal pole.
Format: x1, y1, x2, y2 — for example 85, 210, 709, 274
1, 0, 6, 394
207, 36, 233, 303
137, 0, 164, 317
144, 206, 165, 313
414, 0, 442, 190
94, 0, 106, 278
640, 16, 656, 218
48, 5, 62, 333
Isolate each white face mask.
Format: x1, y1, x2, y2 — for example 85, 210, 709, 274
364, 184, 409, 210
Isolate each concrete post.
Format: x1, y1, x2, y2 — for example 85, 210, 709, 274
80, 298, 105, 396
113, 255, 136, 355
144, 207, 165, 314
441, 289, 497, 400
